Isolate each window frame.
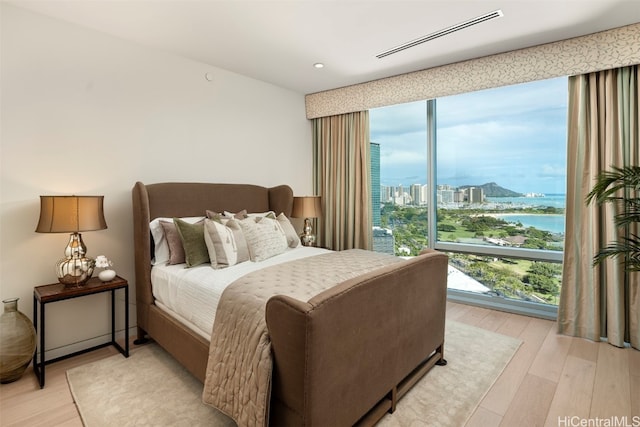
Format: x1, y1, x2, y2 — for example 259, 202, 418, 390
427, 98, 561, 319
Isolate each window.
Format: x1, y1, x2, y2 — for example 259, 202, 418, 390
370, 77, 567, 318
370, 100, 428, 256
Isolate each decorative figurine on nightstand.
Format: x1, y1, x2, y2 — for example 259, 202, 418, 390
95, 255, 116, 282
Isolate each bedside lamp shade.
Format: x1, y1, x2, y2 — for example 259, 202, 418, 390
36, 196, 107, 233
291, 196, 321, 246
36, 196, 107, 286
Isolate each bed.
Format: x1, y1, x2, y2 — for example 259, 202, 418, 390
132, 181, 449, 426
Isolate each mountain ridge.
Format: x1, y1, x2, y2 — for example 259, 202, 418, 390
459, 182, 523, 197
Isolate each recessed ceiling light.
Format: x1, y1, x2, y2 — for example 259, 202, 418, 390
313, 63, 324, 69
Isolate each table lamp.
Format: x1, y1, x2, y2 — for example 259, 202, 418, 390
291, 196, 321, 247
35, 195, 107, 286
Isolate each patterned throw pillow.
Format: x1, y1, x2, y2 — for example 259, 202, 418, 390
203, 218, 250, 268
238, 216, 288, 262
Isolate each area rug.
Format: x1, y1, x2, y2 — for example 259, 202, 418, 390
66, 321, 521, 427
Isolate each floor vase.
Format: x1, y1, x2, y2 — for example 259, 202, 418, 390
0, 298, 37, 383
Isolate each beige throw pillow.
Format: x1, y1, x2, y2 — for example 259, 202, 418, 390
204, 218, 250, 269
276, 213, 301, 248
239, 216, 288, 261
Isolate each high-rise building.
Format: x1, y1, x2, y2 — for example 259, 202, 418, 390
467, 187, 485, 204
438, 188, 454, 203
394, 184, 405, 205
370, 142, 381, 226
381, 185, 392, 203
410, 184, 422, 206
421, 184, 429, 206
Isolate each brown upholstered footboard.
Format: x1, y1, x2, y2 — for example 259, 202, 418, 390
266, 249, 448, 427
132, 182, 448, 426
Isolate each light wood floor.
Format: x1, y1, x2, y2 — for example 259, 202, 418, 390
1, 301, 638, 426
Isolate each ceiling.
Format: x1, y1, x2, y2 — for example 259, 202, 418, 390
9, 0, 640, 95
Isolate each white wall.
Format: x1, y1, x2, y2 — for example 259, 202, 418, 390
0, 3, 312, 357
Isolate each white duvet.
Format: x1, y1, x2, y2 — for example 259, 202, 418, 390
151, 246, 330, 339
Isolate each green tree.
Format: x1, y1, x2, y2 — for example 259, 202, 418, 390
437, 224, 456, 232
523, 274, 559, 295
528, 262, 562, 276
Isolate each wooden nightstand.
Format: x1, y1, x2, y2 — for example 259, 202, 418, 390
33, 275, 129, 388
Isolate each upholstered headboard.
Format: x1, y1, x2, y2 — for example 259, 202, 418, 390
131, 181, 294, 332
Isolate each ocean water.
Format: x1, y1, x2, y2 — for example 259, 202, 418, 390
487, 194, 566, 234
493, 214, 565, 234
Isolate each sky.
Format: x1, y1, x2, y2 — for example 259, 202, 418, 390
369, 76, 568, 195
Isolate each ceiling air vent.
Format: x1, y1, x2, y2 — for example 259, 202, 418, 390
376, 9, 504, 59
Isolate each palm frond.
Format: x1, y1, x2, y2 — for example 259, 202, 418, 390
593, 234, 640, 271
586, 165, 640, 205
614, 211, 640, 227
588, 166, 640, 274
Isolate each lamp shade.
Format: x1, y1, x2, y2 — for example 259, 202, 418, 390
291, 196, 322, 219
35, 196, 107, 233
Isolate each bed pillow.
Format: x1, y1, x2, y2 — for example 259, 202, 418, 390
223, 209, 248, 219
159, 221, 186, 265
276, 213, 301, 248
205, 210, 230, 222
204, 218, 250, 269
174, 218, 209, 267
223, 210, 276, 220
149, 216, 204, 265
239, 216, 288, 262
248, 211, 276, 219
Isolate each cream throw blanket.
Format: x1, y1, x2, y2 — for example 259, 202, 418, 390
201, 249, 403, 427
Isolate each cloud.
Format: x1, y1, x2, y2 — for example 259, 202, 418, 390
369, 100, 426, 137
370, 76, 568, 193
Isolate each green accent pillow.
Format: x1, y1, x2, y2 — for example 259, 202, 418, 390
174, 218, 209, 267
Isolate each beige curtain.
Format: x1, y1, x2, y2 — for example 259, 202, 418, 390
312, 111, 372, 251
559, 65, 639, 350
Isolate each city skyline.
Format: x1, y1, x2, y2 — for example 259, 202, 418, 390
369, 76, 568, 194
378, 183, 486, 206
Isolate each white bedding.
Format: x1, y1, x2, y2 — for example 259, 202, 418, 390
151, 246, 330, 339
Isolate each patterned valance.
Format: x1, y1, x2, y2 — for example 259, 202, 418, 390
305, 23, 640, 119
